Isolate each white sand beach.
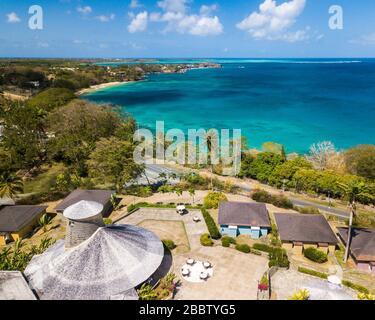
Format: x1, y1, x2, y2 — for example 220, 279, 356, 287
77, 81, 132, 95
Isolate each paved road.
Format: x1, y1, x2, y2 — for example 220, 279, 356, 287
146, 164, 350, 219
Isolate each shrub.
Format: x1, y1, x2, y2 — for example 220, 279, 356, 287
357, 293, 374, 300
201, 208, 221, 239
288, 289, 310, 300
235, 244, 251, 254
342, 280, 369, 294
162, 239, 176, 250
298, 267, 328, 279
271, 195, 294, 209
251, 189, 293, 209
296, 206, 321, 215
253, 243, 273, 253
200, 233, 214, 247
221, 236, 236, 247
203, 192, 228, 209
103, 218, 113, 225
269, 248, 289, 268
250, 249, 262, 256
303, 247, 328, 263
252, 190, 273, 203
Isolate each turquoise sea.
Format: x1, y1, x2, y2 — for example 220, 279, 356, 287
84, 58, 375, 154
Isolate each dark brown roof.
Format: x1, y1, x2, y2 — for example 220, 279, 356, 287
218, 202, 271, 228
337, 228, 375, 262
55, 189, 115, 212
0, 206, 47, 232
274, 213, 338, 245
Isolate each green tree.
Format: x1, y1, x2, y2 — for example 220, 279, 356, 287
345, 144, 375, 180
0, 102, 47, 170
268, 157, 312, 188
203, 192, 228, 209
248, 152, 284, 183
26, 88, 76, 112
47, 100, 122, 175
262, 142, 286, 159
0, 171, 23, 199
87, 137, 143, 192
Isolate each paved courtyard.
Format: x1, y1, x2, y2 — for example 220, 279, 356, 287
118, 207, 269, 300
173, 246, 269, 300
271, 269, 356, 300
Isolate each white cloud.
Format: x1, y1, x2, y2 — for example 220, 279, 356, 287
236, 0, 307, 41
178, 15, 223, 36
96, 14, 115, 22
200, 4, 218, 16
351, 33, 375, 46
128, 11, 148, 33
77, 6, 92, 15
130, 0, 142, 8
157, 0, 189, 14
6, 12, 21, 23
151, 0, 223, 36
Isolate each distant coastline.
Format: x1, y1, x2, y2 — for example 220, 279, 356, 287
77, 81, 133, 95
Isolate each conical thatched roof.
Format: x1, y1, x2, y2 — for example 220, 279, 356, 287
24, 225, 164, 300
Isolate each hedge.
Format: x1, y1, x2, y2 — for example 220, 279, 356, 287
342, 280, 369, 294
221, 236, 236, 247
200, 233, 214, 247
298, 267, 328, 279
235, 244, 251, 253
201, 208, 221, 239
303, 247, 328, 263
162, 239, 176, 250
127, 202, 202, 213
252, 243, 274, 253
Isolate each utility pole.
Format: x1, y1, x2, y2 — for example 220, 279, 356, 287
344, 202, 355, 263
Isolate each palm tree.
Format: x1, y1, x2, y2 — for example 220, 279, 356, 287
206, 134, 214, 191
337, 181, 373, 262
0, 171, 23, 199
189, 188, 196, 204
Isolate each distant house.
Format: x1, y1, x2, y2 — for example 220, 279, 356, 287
274, 213, 338, 254
218, 202, 271, 239
337, 228, 375, 275
0, 205, 47, 246
55, 189, 115, 217
0, 271, 36, 300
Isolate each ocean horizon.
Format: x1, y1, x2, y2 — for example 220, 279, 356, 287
84, 58, 375, 154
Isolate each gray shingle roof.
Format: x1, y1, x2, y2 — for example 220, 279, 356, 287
0, 205, 47, 232
0, 271, 36, 300
337, 228, 375, 262
218, 202, 271, 228
274, 213, 338, 245
55, 189, 115, 213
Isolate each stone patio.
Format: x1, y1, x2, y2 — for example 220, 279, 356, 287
118, 207, 269, 300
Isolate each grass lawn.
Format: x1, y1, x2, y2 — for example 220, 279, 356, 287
137, 219, 190, 255
23, 163, 66, 194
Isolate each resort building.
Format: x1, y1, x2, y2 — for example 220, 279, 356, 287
218, 202, 271, 239
337, 228, 375, 275
0, 205, 47, 246
55, 189, 115, 217
0, 271, 36, 300
274, 213, 338, 254
24, 200, 164, 300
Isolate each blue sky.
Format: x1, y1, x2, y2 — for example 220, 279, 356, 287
0, 0, 375, 58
